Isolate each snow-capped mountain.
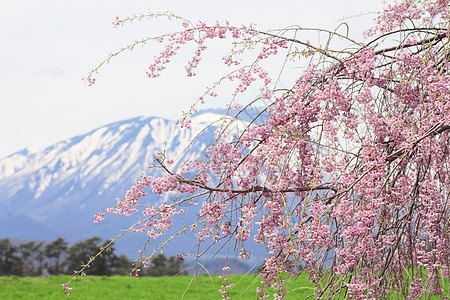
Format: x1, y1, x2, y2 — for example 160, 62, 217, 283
0, 108, 267, 261
0, 112, 227, 256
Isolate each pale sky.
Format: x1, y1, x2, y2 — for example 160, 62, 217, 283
0, 0, 383, 159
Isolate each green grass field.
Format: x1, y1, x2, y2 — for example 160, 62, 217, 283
1, 274, 447, 299
0, 274, 314, 299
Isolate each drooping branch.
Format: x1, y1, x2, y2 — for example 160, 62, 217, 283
155, 156, 338, 195
386, 122, 450, 163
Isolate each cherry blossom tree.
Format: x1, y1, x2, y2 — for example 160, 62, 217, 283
67, 0, 449, 298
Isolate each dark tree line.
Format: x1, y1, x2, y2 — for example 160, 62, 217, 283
0, 237, 184, 277
142, 254, 187, 277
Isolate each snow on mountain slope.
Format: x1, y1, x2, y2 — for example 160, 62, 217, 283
0, 114, 223, 252
0, 108, 269, 261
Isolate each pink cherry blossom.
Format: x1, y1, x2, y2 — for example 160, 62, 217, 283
68, 2, 450, 298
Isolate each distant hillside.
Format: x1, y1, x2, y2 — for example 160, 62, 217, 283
0, 109, 267, 271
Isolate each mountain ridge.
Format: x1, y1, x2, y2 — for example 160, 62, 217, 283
0, 108, 267, 266
0, 113, 220, 255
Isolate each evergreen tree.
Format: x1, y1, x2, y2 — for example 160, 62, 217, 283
144, 254, 186, 277
45, 237, 68, 275
63, 237, 126, 276
0, 239, 22, 276
18, 241, 44, 276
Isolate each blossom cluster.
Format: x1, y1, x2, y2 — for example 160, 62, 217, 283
75, 1, 450, 299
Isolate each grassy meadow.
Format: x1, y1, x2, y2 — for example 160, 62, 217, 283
1, 273, 447, 299
0, 274, 314, 299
